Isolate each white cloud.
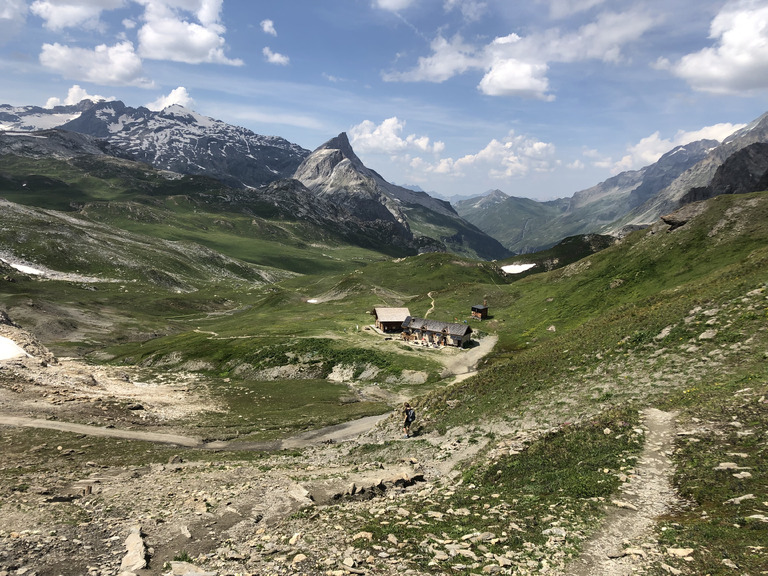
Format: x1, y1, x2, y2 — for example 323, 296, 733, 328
263, 46, 289, 66
609, 122, 746, 172
40, 41, 152, 86
30, 0, 125, 31
383, 34, 479, 82
478, 57, 553, 100
374, 0, 416, 11
137, 0, 242, 65
406, 131, 555, 180
663, 0, 768, 93
0, 0, 28, 44
44, 84, 114, 108
540, 11, 657, 64
146, 86, 195, 110
260, 18, 276, 36
385, 10, 656, 100
349, 117, 445, 155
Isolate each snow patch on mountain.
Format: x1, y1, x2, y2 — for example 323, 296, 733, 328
0, 104, 82, 131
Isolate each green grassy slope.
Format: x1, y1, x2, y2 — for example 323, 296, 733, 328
429, 193, 768, 422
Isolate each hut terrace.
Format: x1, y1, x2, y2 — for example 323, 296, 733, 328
401, 316, 473, 348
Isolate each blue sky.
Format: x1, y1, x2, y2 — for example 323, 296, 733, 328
1, 0, 768, 200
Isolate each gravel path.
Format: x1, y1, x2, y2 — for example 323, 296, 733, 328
562, 408, 679, 576
0, 412, 390, 451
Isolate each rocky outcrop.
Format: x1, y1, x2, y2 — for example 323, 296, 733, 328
680, 142, 768, 204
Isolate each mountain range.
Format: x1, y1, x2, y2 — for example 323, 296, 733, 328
0, 100, 510, 261
3, 99, 768, 258
456, 112, 768, 252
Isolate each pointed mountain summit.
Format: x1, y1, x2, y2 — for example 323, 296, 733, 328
293, 133, 510, 260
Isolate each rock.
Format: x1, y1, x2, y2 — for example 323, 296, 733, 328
292, 553, 307, 564
698, 329, 718, 340
623, 547, 647, 557
659, 563, 683, 575
714, 462, 740, 470
724, 494, 755, 505
722, 558, 738, 569
611, 500, 638, 511
732, 471, 752, 479
119, 526, 147, 573
666, 547, 694, 557
169, 561, 217, 576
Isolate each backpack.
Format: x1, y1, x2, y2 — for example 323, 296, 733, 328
406, 408, 416, 423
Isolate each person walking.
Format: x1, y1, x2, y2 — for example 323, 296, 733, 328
402, 402, 416, 438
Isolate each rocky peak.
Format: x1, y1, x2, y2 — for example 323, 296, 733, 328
293, 132, 372, 192
319, 132, 359, 163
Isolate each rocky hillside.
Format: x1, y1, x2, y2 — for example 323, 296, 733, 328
0, 129, 132, 161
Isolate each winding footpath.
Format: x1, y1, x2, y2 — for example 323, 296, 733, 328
563, 408, 679, 576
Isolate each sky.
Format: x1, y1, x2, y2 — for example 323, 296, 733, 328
1, 0, 768, 201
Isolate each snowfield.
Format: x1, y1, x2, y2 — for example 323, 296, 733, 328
0, 336, 28, 360
502, 263, 536, 274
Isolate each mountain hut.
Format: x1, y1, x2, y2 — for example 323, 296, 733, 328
374, 307, 411, 333
401, 316, 473, 348
471, 303, 489, 320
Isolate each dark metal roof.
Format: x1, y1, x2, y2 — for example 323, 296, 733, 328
401, 316, 472, 337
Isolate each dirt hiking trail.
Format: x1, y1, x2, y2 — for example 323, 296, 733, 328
0, 413, 390, 451
562, 408, 679, 576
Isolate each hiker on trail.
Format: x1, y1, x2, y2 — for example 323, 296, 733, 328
402, 402, 416, 438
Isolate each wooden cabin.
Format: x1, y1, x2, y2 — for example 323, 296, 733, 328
374, 307, 411, 333
471, 304, 489, 320
401, 316, 473, 348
